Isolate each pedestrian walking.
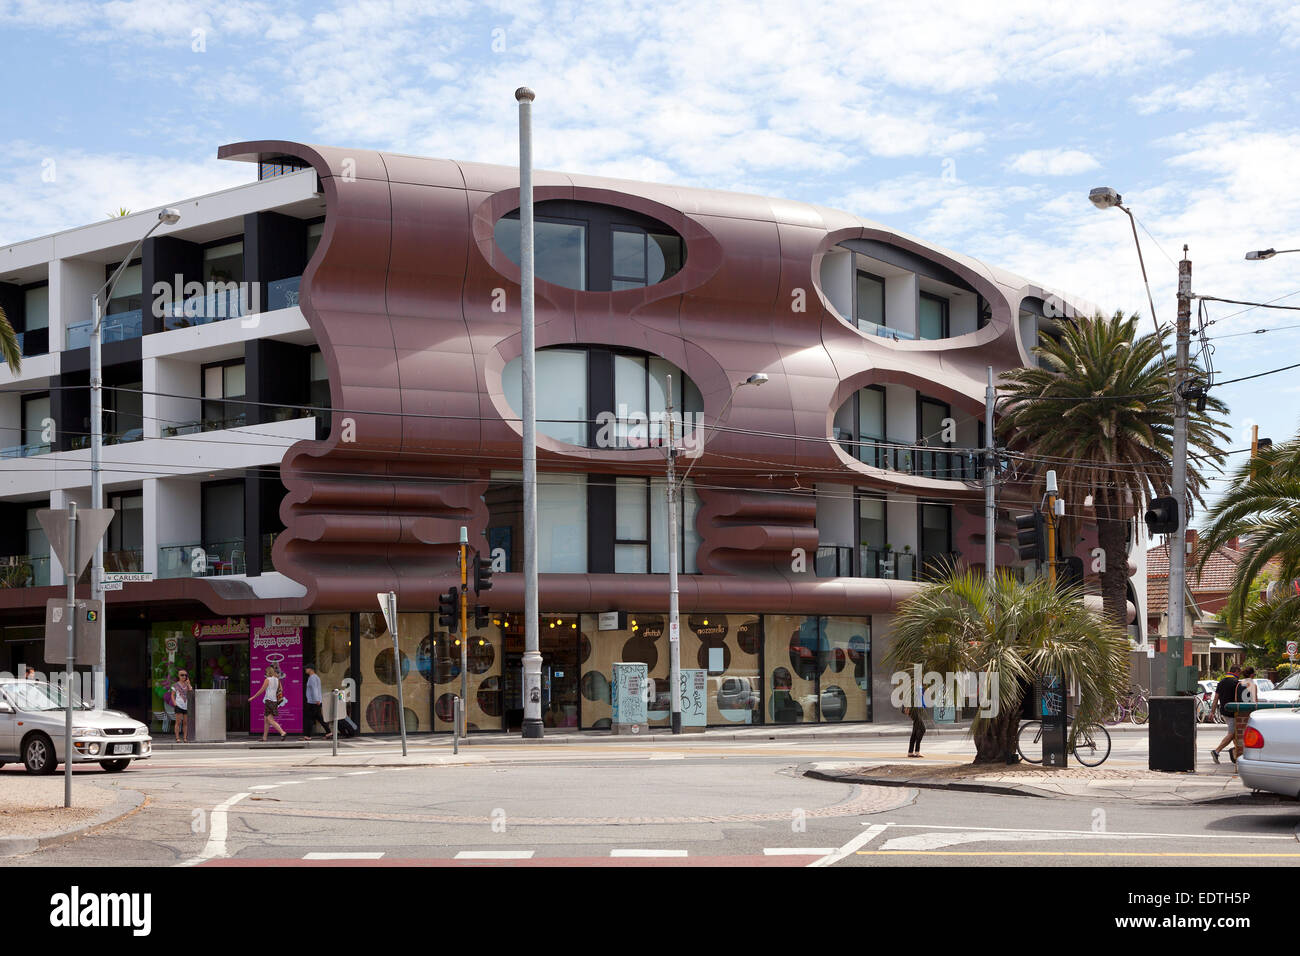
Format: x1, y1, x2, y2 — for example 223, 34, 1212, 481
903, 687, 926, 758
1209, 666, 1241, 763
250, 664, 288, 741
171, 670, 192, 743
302, 665, 331, 740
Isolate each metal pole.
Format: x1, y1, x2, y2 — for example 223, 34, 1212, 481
90, 292, 105, 711
459, 528, 469, 738
331, 690, 339, 758
667, 375, 681, 734
517, 86, 543, 739
64, 502, 77, 808
984, 366, 995, 582
390, 597, 408, 756
1046, 491, 1057, 588
452, 697, 460, 755
1167, 249, 1192, 696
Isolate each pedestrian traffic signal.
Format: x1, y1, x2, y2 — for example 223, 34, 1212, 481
472, 552, 493, 594
437, 587, 460, 630
1015, 511, 1046, 562
474, 604, 490, 629
1144, 496, 1179, 536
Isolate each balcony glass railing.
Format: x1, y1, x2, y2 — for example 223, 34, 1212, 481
267, 275, 302, 311
0, 442, 51, 459
103, 549, 144, 574
65, 310, 144, 349
161, 413, 249, 437
162, 287, 248, 331
158, 540, 246, 578
0, 555, 51, 588
842, 436, 982, 481
814, 545, 917, 581
261, 531, 280, 570
857, 320, 916, 341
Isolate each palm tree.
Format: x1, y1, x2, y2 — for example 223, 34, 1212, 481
888, 569, 1130, 763
997, 311, 1229, 632
1197, 430, 1300, 651
0, 303, 21, 373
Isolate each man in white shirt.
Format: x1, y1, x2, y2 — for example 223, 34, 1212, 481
302, 665, 331, 740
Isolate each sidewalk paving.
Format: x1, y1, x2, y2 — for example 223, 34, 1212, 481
0, 777, 145, 856
802, 758, 1274, 805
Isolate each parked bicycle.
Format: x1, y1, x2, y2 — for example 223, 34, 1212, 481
1017, 716, 1112, 767
1106, 685, 1149, 725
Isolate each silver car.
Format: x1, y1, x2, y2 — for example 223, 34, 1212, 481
0, 679, 152, 774
1237, 708, 1300, 799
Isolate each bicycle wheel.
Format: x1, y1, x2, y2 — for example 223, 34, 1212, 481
1072, 722, 1112, 767
1017, 720, 1045, 764
1130, 698, 1149, 725
1211, 706, 1225, 725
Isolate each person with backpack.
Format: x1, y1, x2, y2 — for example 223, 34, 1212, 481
250, 664, 288, 741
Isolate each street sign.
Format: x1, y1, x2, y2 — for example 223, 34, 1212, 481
43, 599, 103, 666
100, 582, 123, 591
102, 572, 152, 584
268, 613, 308, 628
1287, 641, 1297, 658
36, 508, 115, 577
376, 592, 398, 637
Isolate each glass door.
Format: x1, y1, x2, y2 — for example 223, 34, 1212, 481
198, 639, 250, 733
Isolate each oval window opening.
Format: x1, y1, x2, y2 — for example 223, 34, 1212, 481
493, 200, 685, 292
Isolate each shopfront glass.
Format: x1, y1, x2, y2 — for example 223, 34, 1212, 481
580, 614, 669, 729
763, 615, 871, 723
502, 613, 580, 730
310, 614, 352, 703
357, 611, 430, 733
424, 614, 504, 732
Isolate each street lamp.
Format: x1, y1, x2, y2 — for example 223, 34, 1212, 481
665, 371, 767, 733
1245, 248, 1300, 261
89, 206, 180, 709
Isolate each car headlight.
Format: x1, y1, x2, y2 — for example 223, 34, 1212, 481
73, 727, 102, 737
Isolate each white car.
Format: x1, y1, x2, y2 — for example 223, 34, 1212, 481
1237, 708, 1300, 799
0, 679, 152, 774
1259, 672, 1300, 704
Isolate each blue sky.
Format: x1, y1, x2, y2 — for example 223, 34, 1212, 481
2, 0, 1299, 516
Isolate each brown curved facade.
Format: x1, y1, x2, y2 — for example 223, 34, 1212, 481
216, 139, 1081, 616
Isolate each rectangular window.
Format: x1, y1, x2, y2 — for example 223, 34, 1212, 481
201, 481, 245, 573
22, 395, 50, 450
614, 477, 649, 572
854, 271, 886, 331
105, 381, 143, 444
919, 292, 949, 340
309, 348, 330, 437
856, 385, 886, 468
105, 263, 142, 316
202, 360, 247, 429
493, 216, 587, 290
649, 478, 699, 574
26, 505, 49, 558
306, 222, 325, 262
24, 286, 49, 331
538, 473, 587, 573
203, 241, 244, 285
106, 492, 145, 555
920, 503, 953, 574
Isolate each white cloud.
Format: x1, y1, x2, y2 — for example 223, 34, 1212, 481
1130, 72, 1271, 114
1007, 149, 1101, 176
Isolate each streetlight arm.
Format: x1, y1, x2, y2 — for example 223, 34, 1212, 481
93, 220, 166, 329
676, 380, 750, 489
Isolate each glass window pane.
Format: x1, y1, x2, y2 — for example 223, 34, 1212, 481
493, 216, 587, 290
855, 272, 884, 329
204, 366, 223, 399
858, 497, 886, 550
919, 295, 947, 339
857, 387, 884, 439
682, 481, 700, 574
224, 364, 246, 398
23, 397, 50, 445
612, 228, 646, 282
24, 287, 49, 330
106, 264, 142, 314
306, 223, 325, 262
648, 233, 681, 283
310, 350, 327, 382
204, 242, 244, 284
538, 474, 587, 573
614, 354, 647, 447
615, 543, 649, 573
503, 349, 588, 446
615, 477, 648, 541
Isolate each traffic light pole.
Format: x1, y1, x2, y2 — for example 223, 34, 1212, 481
459, 528, 469, 738
1167, 250, 1192, 696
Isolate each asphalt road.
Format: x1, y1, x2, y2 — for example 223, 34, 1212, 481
6, 727, 1297, 868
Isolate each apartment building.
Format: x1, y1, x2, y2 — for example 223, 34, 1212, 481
0, 139, 1143, 736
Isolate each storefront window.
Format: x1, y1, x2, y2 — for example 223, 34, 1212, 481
148, 622, 197, 735
423, 613, 503, 732
310, 614, 353, 727
358, 611, 430, 733
764, 615, 870, 723
579, 613, 669, 729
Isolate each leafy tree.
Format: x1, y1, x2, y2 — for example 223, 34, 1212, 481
1198, 430, 1300, 659
998, 311, 1229, 633
888, 569, 1129, 764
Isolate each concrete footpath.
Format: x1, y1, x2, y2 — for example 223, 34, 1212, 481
0, 778, 146, 857
803, 760, 1261, 805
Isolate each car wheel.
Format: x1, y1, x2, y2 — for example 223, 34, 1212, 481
99, 759, 131, 773
23, 733, 57, 774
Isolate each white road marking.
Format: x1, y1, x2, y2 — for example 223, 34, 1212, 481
177, 791, 251, 867
455, 850, 536, 860
303, 852, 385, 860
764, 847, 836, 856
610, 849, 689, 857
881, 823, 1296, 841
250, 785, 278, 791
277, 780, 304, 786
881, 831, 1100, 852
809, 823, 888, 868
649, 754, 685, 760
304, 776, 335, 782
345, 771, 377, 776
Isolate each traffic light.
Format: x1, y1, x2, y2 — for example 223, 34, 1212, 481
472, 552, 493, 594
1015, 511, 1046, 562
1144, 496, 1179, 536
437, 587, 460, 630
474, 604, 490, 629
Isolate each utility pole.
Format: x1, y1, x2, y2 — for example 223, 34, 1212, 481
516, 86, 542, 739
985, 366, 996, 582
1045, 470, 1058, 588
459, 526, 469, 738
1167, 248, 1192, 696
666, 375, 681, 734
63, 503, 77, 808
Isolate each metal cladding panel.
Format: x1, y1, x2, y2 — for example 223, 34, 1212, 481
215, 139, 1075, 613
